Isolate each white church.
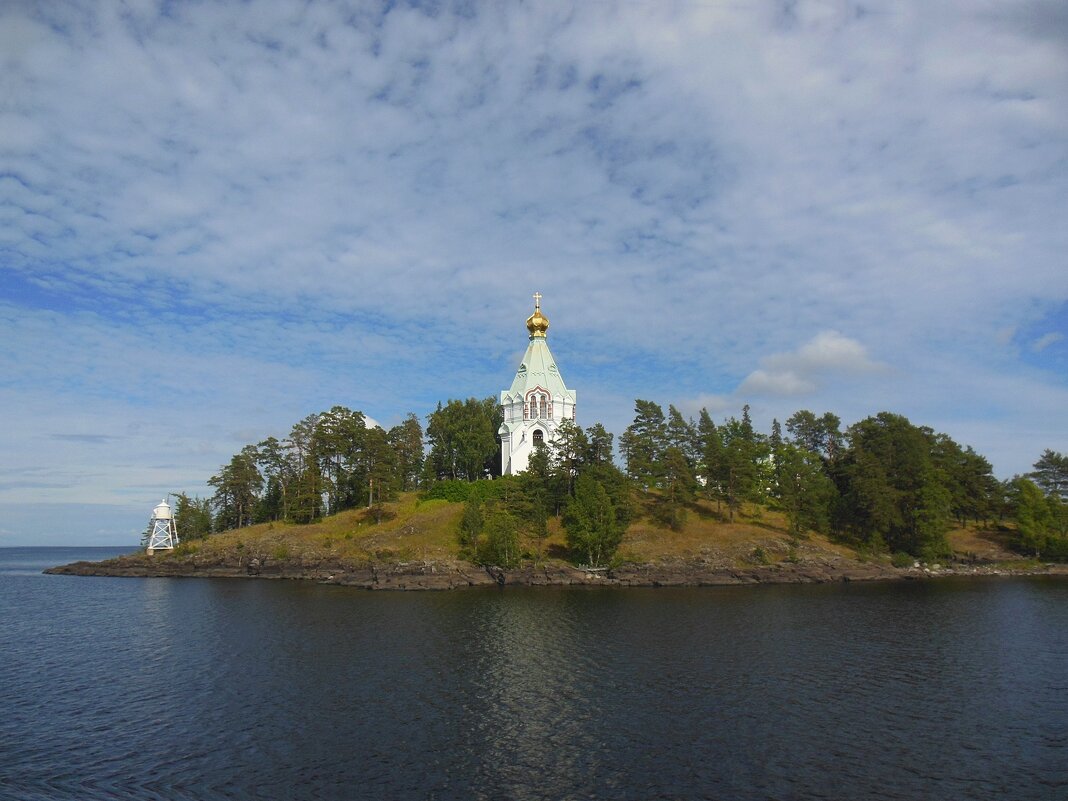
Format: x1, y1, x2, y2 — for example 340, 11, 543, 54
499, 293, 577, 475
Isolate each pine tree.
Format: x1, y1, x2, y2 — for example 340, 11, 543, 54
585, 423, 614, 466
1031, 450, 1068, 500
697, 408, 724, 510
621, 399, 667, 489
564, 474, 625, 567
657, 446, 697, 531
388, 413, 425, 491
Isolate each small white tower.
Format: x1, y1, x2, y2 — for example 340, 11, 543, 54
146, 498, 179, 554
499, 292, 578, 475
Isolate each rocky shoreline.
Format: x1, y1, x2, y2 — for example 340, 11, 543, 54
44, 554, 1068, 590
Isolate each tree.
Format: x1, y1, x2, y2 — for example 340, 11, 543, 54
717, 408, 763, 522
286, 413, 324, 523
564, 474, 625, 567
666, 405, 699, 469
786, 410, 841, 461
209, 446, 263, 531
1013, 478, 1055, 557
518, 439, 558, 531
387, 413, 425, 491
173, 492, 213, 540
425, 397, 501, 481
459, 495, 483, 552
657, 446, 697, 531
776, 445, 837, 538
313, 406, 367, 514
585, 423, 614, 467
696, 408, 724, 509
363, 425, 398, 521
620, 399, 667, 488
255, 436, 292, 522
930, 433, 997, 526
479, 508, 520, 568
550, 418, 588, 498
834, 413, 950, 557
1031, 450, 1068, 500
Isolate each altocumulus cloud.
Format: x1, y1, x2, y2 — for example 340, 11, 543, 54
1, 0, 1067, 543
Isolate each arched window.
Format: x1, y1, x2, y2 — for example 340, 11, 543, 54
533, 429, 544, 446
540, 395, 547, 418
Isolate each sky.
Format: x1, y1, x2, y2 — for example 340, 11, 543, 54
2, 0, 1067, 545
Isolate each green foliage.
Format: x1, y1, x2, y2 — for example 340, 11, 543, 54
666, 405, 699, 469
423, 479, 475, 503
776, 444, 837, 537
620, 399, 667, 488
209, 445, 263, 530
478, 508, 520, 568
697, 408, 724, 506
1013, 477, 1068, 559
550, 418, 587, 498
833, 413, 950, 557
425, 397, 502, 481
750, 546, 770, 565
930, 433, 998, 525
656, 446, 697, 531
173, 492, 213, 540
786, 410, 841, 461
718, 407, 764, 521
459, 496, 484, 551
564, 474, 625, 567
585, 423, 614, 466
891, 551, 913, 568
388, 413, 425, 491
1030, 449, 1068, 500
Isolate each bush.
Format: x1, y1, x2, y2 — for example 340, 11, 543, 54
891, 551, 913, 568
422, 480, 473, 503
750, 546, 770, 565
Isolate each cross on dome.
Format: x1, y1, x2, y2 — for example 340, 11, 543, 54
525, 292, 550, 338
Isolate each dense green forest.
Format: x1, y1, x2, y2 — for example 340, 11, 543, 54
171, 398, 1068, 566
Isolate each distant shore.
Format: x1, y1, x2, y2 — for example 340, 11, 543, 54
44, 553, 1068, 590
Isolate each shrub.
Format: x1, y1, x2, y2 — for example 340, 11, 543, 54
891, 551, 913, 568
422, 480, 473, 503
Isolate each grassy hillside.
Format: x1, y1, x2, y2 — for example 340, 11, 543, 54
163, 491, 1031, 570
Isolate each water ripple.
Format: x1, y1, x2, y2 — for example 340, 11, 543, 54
2, 551, 1067, 800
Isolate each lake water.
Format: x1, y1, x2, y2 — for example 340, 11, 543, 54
1, 547, 1066, 800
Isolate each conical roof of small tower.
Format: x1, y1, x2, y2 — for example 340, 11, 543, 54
506, 294, 575, 401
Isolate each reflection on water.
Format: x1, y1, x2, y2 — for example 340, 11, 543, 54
1, 549, 1066, 800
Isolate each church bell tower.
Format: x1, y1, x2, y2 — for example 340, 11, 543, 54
499, 293, 577, 475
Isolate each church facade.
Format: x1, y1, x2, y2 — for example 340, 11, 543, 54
499, 293, 577, 475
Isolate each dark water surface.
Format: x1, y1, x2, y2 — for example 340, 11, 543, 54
1, 547, 1066, 800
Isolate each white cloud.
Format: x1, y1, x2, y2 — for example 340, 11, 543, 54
739, 331, 882, 397
739, 370, 817, 397
3, 1, 1068, 540
1032, 332, 1064, 352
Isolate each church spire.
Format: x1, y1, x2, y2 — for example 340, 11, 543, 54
525, 290, 550, 338
500, 292, 577, 475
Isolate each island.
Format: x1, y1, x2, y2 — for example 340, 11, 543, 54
46, 492, 1065, 589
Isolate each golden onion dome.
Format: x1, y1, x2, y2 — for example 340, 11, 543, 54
525, 292, 549, 338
